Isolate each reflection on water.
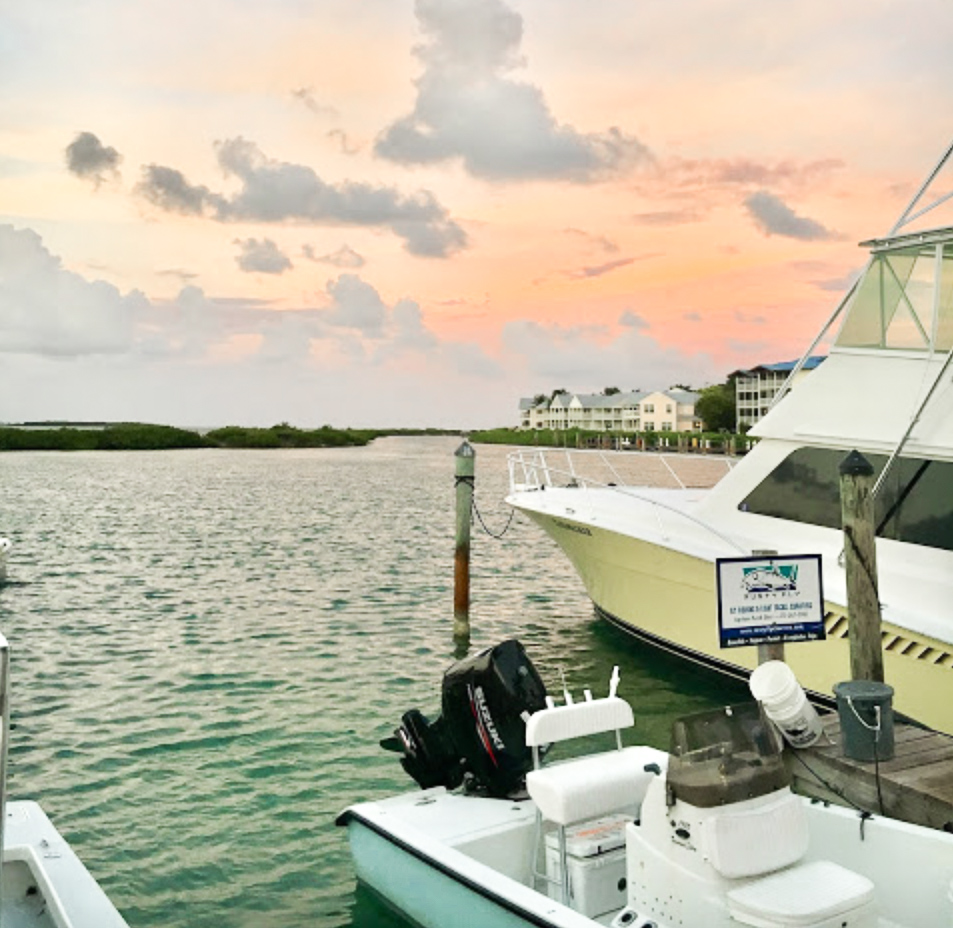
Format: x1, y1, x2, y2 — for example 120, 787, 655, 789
0, 438, 741, 927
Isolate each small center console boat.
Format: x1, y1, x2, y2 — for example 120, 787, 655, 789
338, 640, 953, 928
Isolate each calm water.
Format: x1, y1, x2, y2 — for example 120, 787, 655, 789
0, 437, 745, 927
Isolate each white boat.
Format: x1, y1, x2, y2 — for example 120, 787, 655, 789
338, 641, 953, 928
0, 633, 129, 928
506, 140, 953, 735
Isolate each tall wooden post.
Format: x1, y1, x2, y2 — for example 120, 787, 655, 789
454, 440, 475, 642
753, 549, 784, 664
839, 451, 884, 682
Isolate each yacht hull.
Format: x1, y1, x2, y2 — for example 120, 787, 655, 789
520, 507, 953, 735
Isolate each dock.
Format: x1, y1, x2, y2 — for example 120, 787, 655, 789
786, 711, 953, 832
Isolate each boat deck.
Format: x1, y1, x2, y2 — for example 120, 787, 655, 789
787, 712, 953, 832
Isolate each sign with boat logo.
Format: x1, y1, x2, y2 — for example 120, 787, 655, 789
715, 554, 825, 649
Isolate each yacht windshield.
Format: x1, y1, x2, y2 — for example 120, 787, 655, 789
836, 235, 953, 351
739, 448, 953, 552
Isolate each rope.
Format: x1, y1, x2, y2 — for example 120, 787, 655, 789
470, 497, 516, 539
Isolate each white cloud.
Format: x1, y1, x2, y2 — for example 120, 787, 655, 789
502, 318, 716, 389
375, 0, 651, 182
235, 238, 293, 274
0, 225, 140, 356
302, 243, 366, 268
137, 137, 468, 258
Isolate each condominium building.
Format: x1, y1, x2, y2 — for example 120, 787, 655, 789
518, 389, 702, 432
733, 357, 825, 429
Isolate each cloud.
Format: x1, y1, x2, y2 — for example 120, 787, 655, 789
65, 131, 122, 186
137, 137, 467, 257
564, 228, 619, 253
570, 257, 636, 279
324, 274, 390, 337
235, 238, 293, 274
290, 87, 338, 119
620, 310, 649, 330
683, 312, 703, 322
502, 318, 716, 388
734, 310, 767, 326
374, 0, 651, 182
302, 243, 366, 269
327, 129, 361, 155
157, 268, 199, 282
744, 190, 837, 241
0, 224, 141, 356
138, 165, 221, 215
630, 209, 703, 226
670, 157, 843, 190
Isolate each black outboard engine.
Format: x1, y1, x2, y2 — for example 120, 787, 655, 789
383, 639, 548, 797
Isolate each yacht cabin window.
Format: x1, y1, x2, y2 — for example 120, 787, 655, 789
739, 447, 953, 552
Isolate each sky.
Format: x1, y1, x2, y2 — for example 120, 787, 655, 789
2, 0, 953, 429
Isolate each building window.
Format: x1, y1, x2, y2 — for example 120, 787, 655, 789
644, 404, 654, 413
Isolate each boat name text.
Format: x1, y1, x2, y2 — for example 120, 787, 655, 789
553, 519, 592, 536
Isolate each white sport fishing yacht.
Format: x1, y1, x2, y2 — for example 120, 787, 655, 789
506, 140, 953, 734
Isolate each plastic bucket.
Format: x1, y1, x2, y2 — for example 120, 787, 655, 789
833, 680, 894, 762
749, 661, 823, 748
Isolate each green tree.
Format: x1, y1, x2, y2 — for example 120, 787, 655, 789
602, 386, 621, 395
695, 382, 736, 431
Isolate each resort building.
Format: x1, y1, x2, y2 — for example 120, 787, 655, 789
518, 389, 702, 432
732, 357, 825, 429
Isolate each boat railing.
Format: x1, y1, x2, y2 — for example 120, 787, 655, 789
507, 448, 747, 555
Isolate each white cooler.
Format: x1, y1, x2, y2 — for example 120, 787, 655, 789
544, 816, 628, 917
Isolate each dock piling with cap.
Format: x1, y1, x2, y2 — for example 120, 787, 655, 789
453, 440, 475, 642
838, 450, 884, 683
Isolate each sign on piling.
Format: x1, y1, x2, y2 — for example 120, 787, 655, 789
454, 440, 475, 641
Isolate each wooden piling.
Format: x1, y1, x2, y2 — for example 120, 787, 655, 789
453, 440, 475, 641
839, 450, 884, 682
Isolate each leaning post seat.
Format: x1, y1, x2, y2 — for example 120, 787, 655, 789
523, 677, 663, 907
525, 697, 657, 823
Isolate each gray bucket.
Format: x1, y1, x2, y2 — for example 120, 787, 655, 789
833, 680, 895, 762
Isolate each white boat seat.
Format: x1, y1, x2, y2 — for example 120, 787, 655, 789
727, 859, 876, 928
524, 684, 650, 908
703, 788, 809, 879
526, 747, 657, 825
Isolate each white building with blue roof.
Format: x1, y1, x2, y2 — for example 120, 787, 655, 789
732, 356, 825, 429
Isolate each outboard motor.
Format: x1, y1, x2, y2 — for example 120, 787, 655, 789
383, 639, 548, 797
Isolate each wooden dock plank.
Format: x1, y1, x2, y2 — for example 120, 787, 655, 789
786, 713, 953, 832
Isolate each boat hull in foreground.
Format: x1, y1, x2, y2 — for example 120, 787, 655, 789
339, 777, 953, 928
4, 800, 128, 928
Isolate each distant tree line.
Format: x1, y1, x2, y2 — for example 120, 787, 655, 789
0, 423, 459, 452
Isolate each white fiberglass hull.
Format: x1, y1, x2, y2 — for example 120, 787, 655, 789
508, 482, 953, 735
339, 777, 953, 928
3, 800, 128, 928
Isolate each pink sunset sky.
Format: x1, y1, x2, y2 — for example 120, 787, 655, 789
1, 0, 951, 428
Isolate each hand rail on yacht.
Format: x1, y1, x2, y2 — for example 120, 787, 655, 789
769, 277, 859, 410
507, 449, 747, 555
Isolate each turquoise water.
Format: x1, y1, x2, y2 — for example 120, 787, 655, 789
0, 437, 745, 927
